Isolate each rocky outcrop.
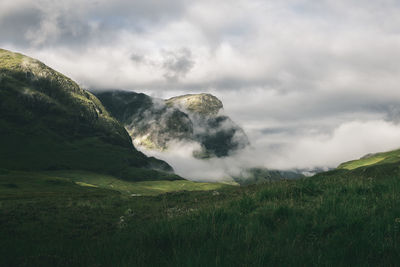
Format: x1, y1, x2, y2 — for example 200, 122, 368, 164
166, 93, 223, 116
95, 91, 250, 158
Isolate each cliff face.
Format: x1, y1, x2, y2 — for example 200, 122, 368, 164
0, 49, 178, 181
95, 91, 249, 158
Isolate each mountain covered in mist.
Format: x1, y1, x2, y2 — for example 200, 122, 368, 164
0, 48, 180, 181
94, 90, 307, 184
95, 91, 249, 158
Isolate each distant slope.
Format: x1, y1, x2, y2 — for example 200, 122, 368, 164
0, 49, 179, 181
95, 90, 249, 158
232, 168, 304, 186
338, 148, 400, 170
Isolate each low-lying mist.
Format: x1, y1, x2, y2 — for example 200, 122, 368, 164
139, 141, 258, 182
138, 119, 400, 182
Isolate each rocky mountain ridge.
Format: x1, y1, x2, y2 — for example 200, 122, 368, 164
95, 90, 250, 158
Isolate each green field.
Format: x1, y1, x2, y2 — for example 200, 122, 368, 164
4, 46, 400, 266
0, 170, 231, 197
338, 148, 400, 170
2, 162, 400, 266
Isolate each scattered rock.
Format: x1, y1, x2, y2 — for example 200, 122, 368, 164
212, 191, 220, 196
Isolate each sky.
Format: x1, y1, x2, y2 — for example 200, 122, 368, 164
2, 0, 400, 178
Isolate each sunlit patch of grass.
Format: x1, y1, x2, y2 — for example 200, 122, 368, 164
338, 148, 400, 170
340, 156, 386, 170
0, 170, 232, 197
75, 181, 98, 188
129, 180, 227, 195
49, 170, 230, 195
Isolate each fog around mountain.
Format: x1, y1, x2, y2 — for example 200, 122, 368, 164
3, 0, 400, 173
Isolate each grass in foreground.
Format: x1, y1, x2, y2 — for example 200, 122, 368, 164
1, 164, 400, 266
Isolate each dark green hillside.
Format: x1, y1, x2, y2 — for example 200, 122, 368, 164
92, 90, 155, 124
0, 49, 178, 181
1, 157, 400, 266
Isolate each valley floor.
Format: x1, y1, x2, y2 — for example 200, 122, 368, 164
1, 165, 400, 266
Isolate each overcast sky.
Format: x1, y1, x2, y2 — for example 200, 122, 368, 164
2, 0, 400, 175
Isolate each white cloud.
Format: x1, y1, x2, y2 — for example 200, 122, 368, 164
140, 120, 400, 182
2, 0, 400, 178
260, 120, 400, 170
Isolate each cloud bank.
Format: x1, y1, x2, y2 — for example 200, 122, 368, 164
2, 0, 400, 178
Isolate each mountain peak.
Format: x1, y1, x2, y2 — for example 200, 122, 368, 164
165, 93, 223, 116
96, 90, 249, 158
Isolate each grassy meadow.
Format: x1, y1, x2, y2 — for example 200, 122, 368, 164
339, 148, 400, 170
2, 162, 400, 266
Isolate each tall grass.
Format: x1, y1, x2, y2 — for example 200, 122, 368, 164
1, 164, 400, 266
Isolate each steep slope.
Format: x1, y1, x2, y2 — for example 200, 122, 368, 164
95, 91, 193, 150
0, 48, 179, 181
95, 91, 249, 158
